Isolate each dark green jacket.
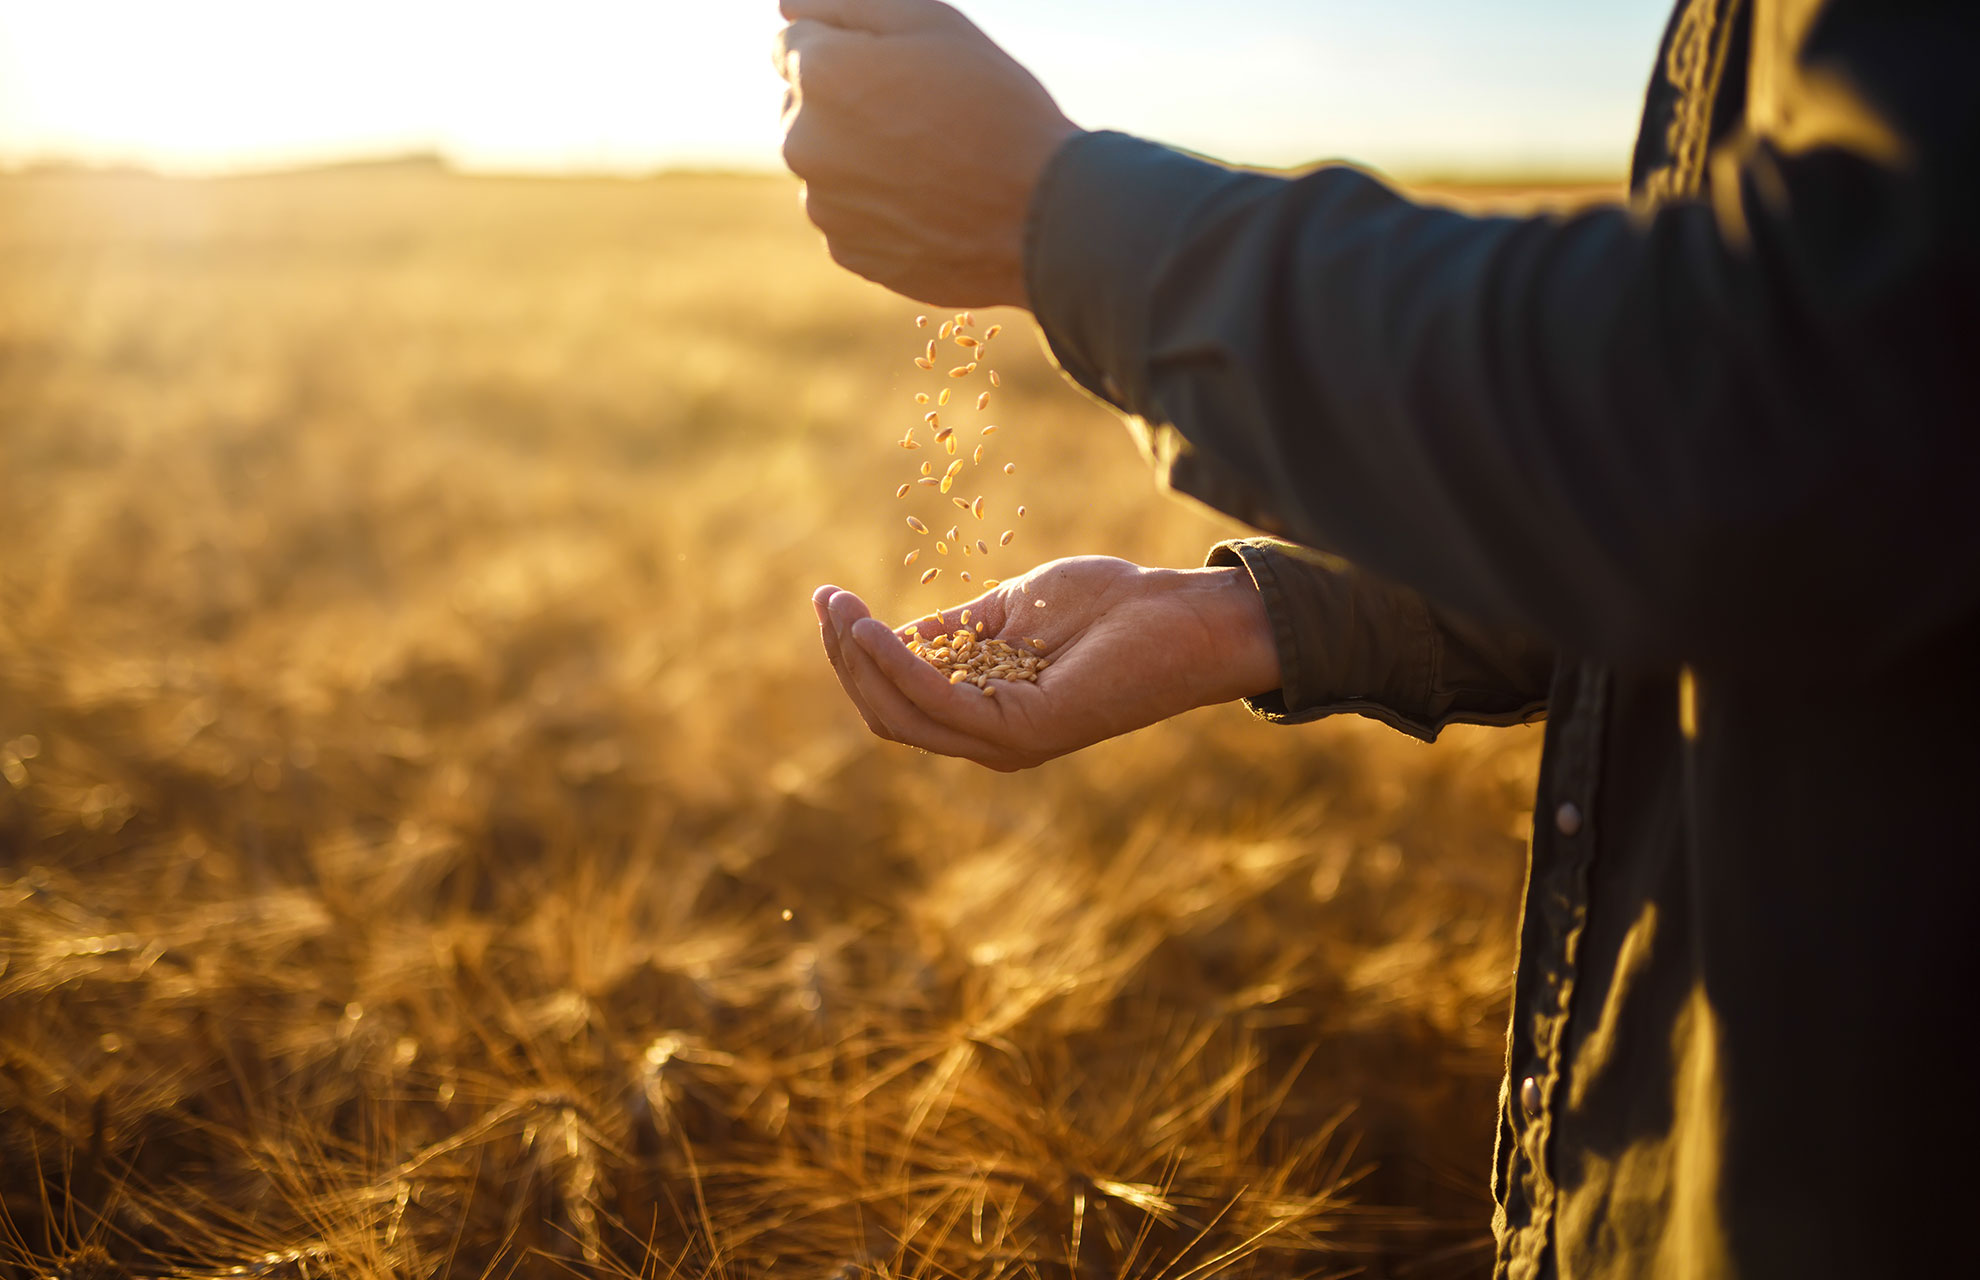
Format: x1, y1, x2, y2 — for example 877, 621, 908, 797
1024, 1, 1979, 1275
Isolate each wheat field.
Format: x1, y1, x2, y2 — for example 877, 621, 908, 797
0, 165, 1558, 1279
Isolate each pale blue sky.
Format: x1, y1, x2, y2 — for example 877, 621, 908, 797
0, 1, 1674, 176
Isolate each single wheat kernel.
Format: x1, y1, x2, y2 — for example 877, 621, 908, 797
962, 542, 972, 555
936, 541, 948, 554
986, 324, 1002, 340
961, 311, 975, 326
925, 411, 940, 425
976, 539, 989, 556
926, 339, 937, 361
916, 315, 929, 328
961, 610, 971, 624
946, 458, 966, 477
965, 362, 978, 373
973, 444, 985, 465
1034, 599, 1047, 608
939, 320, 954, 341
989, 369, 1001, 387
948, 365, 971, 379
952, 497, 971, 510
904, 549, 920, 566
922, 567, 940, 584
984, 579, 1001, 588
917, 476, 939, 486
945, 525, 959, 541
960, 571, 972, 582
977, 391, 991, 411
981, 424, 1000, 436
1017, 505, 1027, 517
934, 426, 955, 443
957, 334, 979, 349
899, 437, 920, 449
975, 621, 985, 634
939, 387, 952, 406
940, 475, 954, 493
921, 461, 934, 476
907, 516, 929, 533
1000, 529, 1014, 546
972, 495, 986, 519
896, 483, 911, 498
945, 436, 958, 455
1003, 462, 1016, 475
1030, 638, 1047, 650
915, 392, 930, 404
949, 669, 966, 684
915, 357, 934, 370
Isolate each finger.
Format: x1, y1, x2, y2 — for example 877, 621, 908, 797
814, 585, 898, 741
850, 614, 1013, 743
772, 19, 869, 98
830, 593, 1020, 766
780, 0, 950, 34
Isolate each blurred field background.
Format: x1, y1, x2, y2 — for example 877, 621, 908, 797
0, 165, 1584, 1278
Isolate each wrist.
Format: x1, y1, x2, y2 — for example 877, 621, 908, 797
1172, 566, 1283, 705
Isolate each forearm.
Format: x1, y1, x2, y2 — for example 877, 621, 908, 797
1027, 17, 1980, 677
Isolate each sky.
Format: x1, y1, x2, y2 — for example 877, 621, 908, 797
0, 1, 1675, 177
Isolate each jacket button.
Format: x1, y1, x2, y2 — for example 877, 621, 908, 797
1554, 802, 1584, 837
1520, 1075, 1543, 1118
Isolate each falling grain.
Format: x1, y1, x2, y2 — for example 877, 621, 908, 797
977, 391, 990, 411
936, 542, 948, 555
915, 357, 934, 370
972, 495, 986, 520
939, 320, 954, 341
896, 483, 911, 499
904, 549, 920, 566
906, 516, 929, 534
939, 387, 952, 407
916, 315, 929, 327
1017, 505, 1027, 517
986, 324, 1002, 340
915, 392, 930, 404
921, 567, 940, 584
1003, 462, 1016, 475
948, 366, 971, 379
1000, 530, 1014, 546
972, 444, 985, 465
989, 369, 1001, 387
981, 424, 999, 436
976, 539, 989, 556
921, 461, 934, 476
1034, 599, 1047, 608
960, 571, 972, 582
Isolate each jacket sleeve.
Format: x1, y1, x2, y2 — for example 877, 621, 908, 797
1024, 3, 1980, 675
1207, 538, 1553, 741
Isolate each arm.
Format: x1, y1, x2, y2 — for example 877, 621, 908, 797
808, 545, 1551, 769
1024, 4, 1980, 673
779, 1, 1980, 674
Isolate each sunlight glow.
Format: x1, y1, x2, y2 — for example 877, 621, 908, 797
0, 1, 1672, 176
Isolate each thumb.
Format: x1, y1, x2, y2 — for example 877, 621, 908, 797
778, 0, 955, 34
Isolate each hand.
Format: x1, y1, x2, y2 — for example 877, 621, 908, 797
773, 0, 1082, 308
811, 557, 1282, 771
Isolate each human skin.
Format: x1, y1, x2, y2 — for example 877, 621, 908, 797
811, 559, 1281, 772
777, 2, 1286, 763
773, 0, 1080, 307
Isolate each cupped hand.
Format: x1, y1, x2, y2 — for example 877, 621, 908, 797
811, 557, 1282, 771
773, 0, 1081, 308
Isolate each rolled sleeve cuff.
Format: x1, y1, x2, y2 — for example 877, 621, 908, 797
1205, 538, 1448, 743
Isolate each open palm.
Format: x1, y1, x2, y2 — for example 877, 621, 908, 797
813, 556, 1279, 771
